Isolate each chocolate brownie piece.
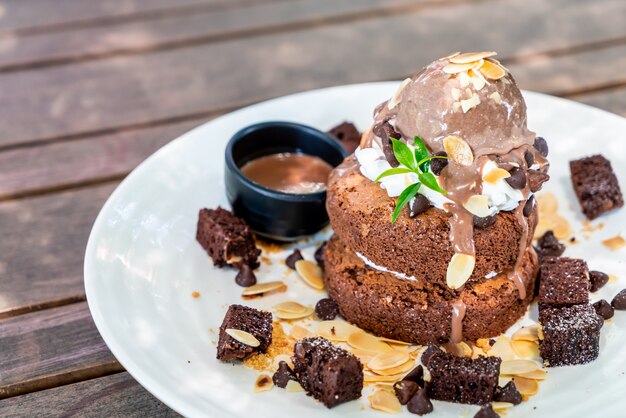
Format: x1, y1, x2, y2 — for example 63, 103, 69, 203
216, 305, 272, 361
538, 257, 589, 309
292, 337, 363, 408
196, 207, 261, 269
538, 304, 603, 367
570, 155, 624, 219
424, 351, 501, 405
327, 122, 361, 154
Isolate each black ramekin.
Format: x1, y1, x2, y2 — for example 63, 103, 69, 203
225, 121, 348, 241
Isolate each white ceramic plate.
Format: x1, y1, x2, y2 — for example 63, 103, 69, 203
85, 82, 626, 418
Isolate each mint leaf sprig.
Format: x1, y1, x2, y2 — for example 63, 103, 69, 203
375, 136, 448, 223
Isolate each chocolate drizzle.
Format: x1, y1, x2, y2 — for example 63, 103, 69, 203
450, 300, 466, 343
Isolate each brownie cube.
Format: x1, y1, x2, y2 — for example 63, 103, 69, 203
538, 257, 589, 310
570, 155, 624, 219
327, 122, 361, 154
425, 351, 501, 405
196, 207, 261, 269
539, 304, 603, 367
216, 305, 272, 361
292, 337, 363, 408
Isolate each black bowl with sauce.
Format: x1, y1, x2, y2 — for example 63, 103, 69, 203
225, 121, 348, 241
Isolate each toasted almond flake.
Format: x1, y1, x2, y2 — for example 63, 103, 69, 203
241, 281, 287, 298
443, 61, 476, 74
368, 389, 402, 414
294, 260, 325, 290
316, 320, 360, 342
471, 344, 485, 359
609, 274, 618, 283
461, 93, 481, 113
226, 255, 243, 264
537, 192, 558, 214
464, 195, 492, 217
372, 359, 416, 376
492, 402, 514, 411
533, 218, 554, 240
458, 71, 471, 87
500, 359, 541, 375
470, 71, 486, 90
443, 342, 472, 357
446, 253, 476, 289
472, 59, 485, 70
272, 354, 294, 370
364, 372, 405, 383
388, 78, 411, 110
483, 167, 511, 184
348, 332, 393, 353
516, 369, 548, 380
450, 51, 497, 64
274, 301, 308, 314
443, 135, 474, 166
479, 60, 506, 80
512, 376, 539, 396
498, 376, 513, 387
275, 306, 314, 320
488, 336, 515, 361
349, 349, 379, 364
253, 374, 273, 392
511, 340, 540, 359
225, 328, 261, 347
476, 338, 492, 351
451, 88, 462, 101
285, 380, 304, 392
602, 235, 626, 251
368, 351, 411, 371
537, 325, 544, 341
512, 325, 540, 342
441, 51, 461, 60
553, 215, 572, 240
490, 92, 502, 104
290, 324, 314, 340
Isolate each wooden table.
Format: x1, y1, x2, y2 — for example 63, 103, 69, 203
0, 0, 624, 415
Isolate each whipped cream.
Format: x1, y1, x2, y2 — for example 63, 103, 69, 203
355, 252, 416, 281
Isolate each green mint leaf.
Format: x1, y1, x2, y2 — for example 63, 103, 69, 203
391, 182, 421, 223
413, 136, 430, 172
418, 172, 447, 194
416, 155, 448, 169
391, 138, 416, 170
374, 167, 413, 182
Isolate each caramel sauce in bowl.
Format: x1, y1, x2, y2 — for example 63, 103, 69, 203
225, 121, 348, 241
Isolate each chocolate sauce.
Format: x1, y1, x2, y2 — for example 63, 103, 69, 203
450, 300, 466, 343
241, 153, 332, 194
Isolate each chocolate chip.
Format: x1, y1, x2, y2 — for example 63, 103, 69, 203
314, 242, 326, 268
534, 230, 565, 259
315, 298, 339, 320
528, 170, 550, 192
327, 122, 361, 154
430, 151, 448, 176
393, 380, 419, 405
473, 213, 496, 229
493, 381, 522, 405
505, 167, 527, 189
589, 270, 609, 292
235, 264, 257, 287
373, 121, 401, 167
473, 404, 499, 418
593, 299, 614, 320
409, 194, 431, 217
524, 149, 535, 166
534, 137, 549, 157
523, 195, 535, 217
407, 388, 433, 415
420, 344, 442, 366
285, 249, 303, 270
611, 289, 626, 310
272, 361, 296, 388
403, 365, 424, 387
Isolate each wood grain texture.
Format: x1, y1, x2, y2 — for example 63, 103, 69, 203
0, 184, 117, 318
574, 87, 626, 117
0, 0, 452, 71
0, 372, 178, 417
1, 0, 625, 148
0, 302, 122, 398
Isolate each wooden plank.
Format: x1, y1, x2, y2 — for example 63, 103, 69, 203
0, 0, 625, 148
0, 0, 449, 71
574, 87, 626, 118
0, 302, 123, 398
0, 372, 178, 417
0, 184, 117, 318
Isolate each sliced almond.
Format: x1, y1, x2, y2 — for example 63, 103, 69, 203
225, 328, 261, 347
446, 253, 476, 289
443, 342, 472, 358
511, 340, 540, 359
275, 306, 314, 320
349, 349, 379, 364
492, 402, 514, 412
364, 372, 406, 383
537, 192, 558, 214
512, 376, 539, 396
516, 369, 548, 381
451, 87, 462, 101
490, 92, 502, 104
372, 360, 415, 376
498, 376, 512, 387
500, 359, 541, 375
470, 72, 486, 91
464, 195, 492, 217
368, 389, 402, 413
602, 235, 626, 251
388, 77, 412, 110
458, 71, 472, 87
450, 51, 497, 64
512, 324, 540, 342
479, 60, 506, 80
487, 336, 515, 361
475, 338, 492, 351
294, 260, 325, 290
553, 215, 572, 240
316, 320, 360, 342
290, 324, 314, 340
442, 61, 475, 74
348, 331, 393, 353
483, 167, 511, 184
461, 93, 481, 113
274, 301, 308, 314
443, 135, 474, 166
285, 380, 304, 392
379, 337, 411, 346
441, 51, 461, 60
368, 351, 411, 371
471, 344, 485, 359
253, 374, 273, 392
241, 281, 287, 298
